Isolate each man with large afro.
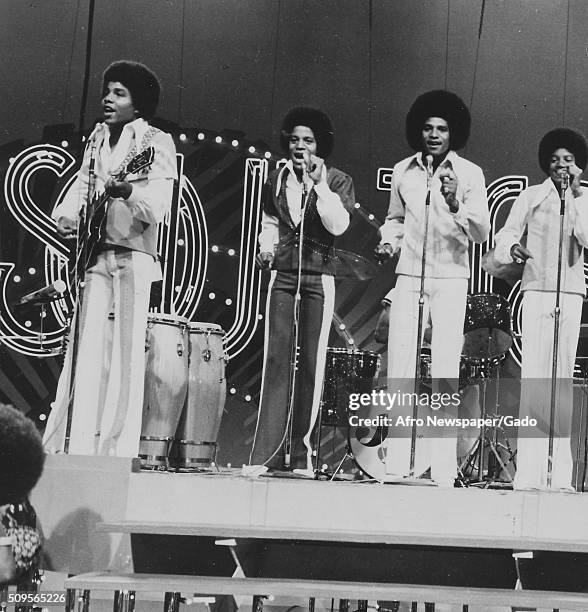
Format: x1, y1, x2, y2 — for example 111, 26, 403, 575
245, 107, 355, 476
494, 127, 588, 490
0, 405, 45, 585
44, 60, 177, 457
375, 90, 490, 486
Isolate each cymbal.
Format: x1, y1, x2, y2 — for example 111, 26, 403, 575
333, 249, 380, 281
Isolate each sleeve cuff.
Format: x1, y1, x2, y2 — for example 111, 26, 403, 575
124, 185, 138, 205
379, 223, 398, 246
381, 287, 395, 307
494, 239, 517, 265
313, 178, 332, 198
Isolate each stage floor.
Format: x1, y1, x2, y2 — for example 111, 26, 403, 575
31, 455, 588, 570
26, 455, 588, 609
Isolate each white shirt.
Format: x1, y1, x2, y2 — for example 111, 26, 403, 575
379, 151, 490, 279
494, 178, 588, 295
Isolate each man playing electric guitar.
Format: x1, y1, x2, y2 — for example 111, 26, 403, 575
43, 60, 177, 456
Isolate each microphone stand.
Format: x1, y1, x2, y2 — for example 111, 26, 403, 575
547, 171, 568, 487
283, 171, 309, 469
63, 136, 97, 453
409, 156, 433, 477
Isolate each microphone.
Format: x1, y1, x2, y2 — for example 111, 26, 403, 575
558, 168, 569, 215
560, 168, 570, 191
425, 154, 434, 206
302, 157, 313, 198
18, 280, 67, 306
87, 121, 105, 143
425, 155, 434, 182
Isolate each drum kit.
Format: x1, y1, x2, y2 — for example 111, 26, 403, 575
134, 250, 515, 483
138, 314, 227, 472
318, 292, 517, 486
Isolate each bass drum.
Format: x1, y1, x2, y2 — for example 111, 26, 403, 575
349, 354, 476, 481
140, 313, 190, 470
349, 408, 431, 482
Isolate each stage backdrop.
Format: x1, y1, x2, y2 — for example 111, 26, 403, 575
1, 0, 588, 467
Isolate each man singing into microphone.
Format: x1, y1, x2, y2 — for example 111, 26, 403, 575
43, 60, 177, 457
245, 107, 355, 477
375, 90, 490, 486
494, 128, 588, 490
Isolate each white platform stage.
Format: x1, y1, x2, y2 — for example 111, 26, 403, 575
31, 455, 588, 575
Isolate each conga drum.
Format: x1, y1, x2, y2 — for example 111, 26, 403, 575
173, 323, 226, 471
139, 313, 190, 470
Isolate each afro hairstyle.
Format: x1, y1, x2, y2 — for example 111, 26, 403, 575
0, 404, 45, 505
538, 127, 588, 174
102, 60, 161, 120
406, 90, 471, 152
280, 107, 334, 158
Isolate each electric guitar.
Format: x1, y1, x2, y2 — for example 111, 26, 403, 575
73, 146, 155, 278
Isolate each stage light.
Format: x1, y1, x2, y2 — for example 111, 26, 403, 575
197, 132, 205, 141
264, 151, 271, 159
348, 338, 355, 345
24, 321, 31, 327
177, 239, 185, 247
179, 133, 187, 142
248, 146, 256, 154
28, 267, 36, 275
230, 387, 237, 394
225, 298, 232, 306
227, 248, 235, 256
368, 214, 375, 220
339, 323, 346, 330
245, 394, 251, 401
13, 275, 21, 282
215, 136, 222, 144
211, 245, 219, 253
39, 414, 46, 421
61, 140, 69, 148
174, 285, 181, 293
232, 139, 239, 147
208, 292, 216, 300
354, 202, 361, 209
258, 313, 263, 320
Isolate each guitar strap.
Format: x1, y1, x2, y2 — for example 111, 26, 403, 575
111, 126, 159, 178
